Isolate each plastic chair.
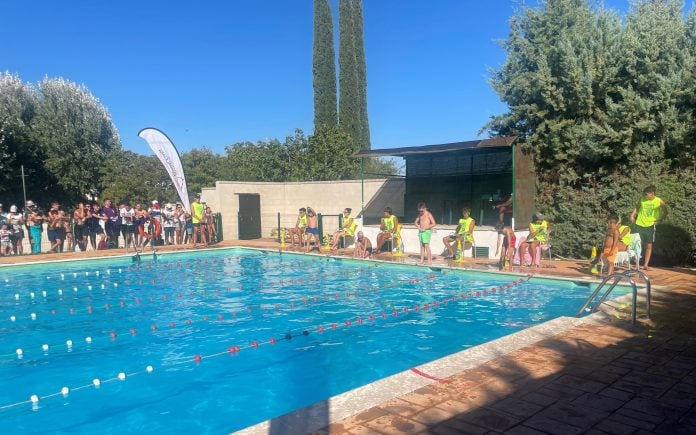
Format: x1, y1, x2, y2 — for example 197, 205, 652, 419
513, 238, 551, 266
614, 233, 641, 269
455, 235, 476, 262
339, 234, 355, 249
384, 224, 404, 255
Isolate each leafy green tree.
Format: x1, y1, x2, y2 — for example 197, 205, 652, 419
313, 0, 338, 130
487, 0, 696, 264
339, 0, 361, 149
0, 73, 43, 205
180, 147, 229, 195
306, 124, 356, 180
99, 149, 176, 206
32, 77, 120, 203
352, 0, 371, 150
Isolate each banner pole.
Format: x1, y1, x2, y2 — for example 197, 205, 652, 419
21, 165, 27, 205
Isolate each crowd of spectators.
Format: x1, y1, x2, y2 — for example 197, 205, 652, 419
0, 194, 218, 256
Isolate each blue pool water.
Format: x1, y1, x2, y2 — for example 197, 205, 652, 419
0, 248, 617, 433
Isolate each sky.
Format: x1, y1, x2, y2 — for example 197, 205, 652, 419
1, 0, 636, 155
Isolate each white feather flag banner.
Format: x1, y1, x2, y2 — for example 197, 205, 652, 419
138, 128, 191, 212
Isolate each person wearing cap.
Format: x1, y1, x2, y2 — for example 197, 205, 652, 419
25, 200, 45, 254
7, 205, 24, 255
191, 194, 205, 247
518, 213, 550, 267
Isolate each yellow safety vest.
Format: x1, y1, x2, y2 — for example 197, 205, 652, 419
457, 217, 474, 242
192, 202, 204, 224
342, 216, 356, 236
383, 215, 395, 232
636, 197, 662, 227
618, 225, 630, 245
530, 221, 548, 243
298, 214, 308, 228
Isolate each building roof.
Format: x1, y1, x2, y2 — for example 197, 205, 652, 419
355, 136, 517, 158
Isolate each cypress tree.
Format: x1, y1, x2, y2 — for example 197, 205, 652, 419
312, 0, 337, 129
339, 0, 361, 150
352, 0, 371, 150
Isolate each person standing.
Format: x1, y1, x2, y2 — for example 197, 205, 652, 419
25, 201, 44, 254
73, 203, 88, 251
174, 204, 186, 245
304, 207, 321, 253
630, 185, 668, 271
415, 202, 436, 265
87, 202, 107, 250
162, 203, 175, 245
102, 199, 120, 249
120, 202, 137, 250
8, 205, 25, 255
191, 194, 205, 248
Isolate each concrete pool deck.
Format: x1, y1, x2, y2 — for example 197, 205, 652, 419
2, 240, 695, 434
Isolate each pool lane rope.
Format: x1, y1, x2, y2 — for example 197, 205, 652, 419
4, 261, 380, 323
188, 274, 535, 364
1, 270, 443, 361
0, 273, 533, 412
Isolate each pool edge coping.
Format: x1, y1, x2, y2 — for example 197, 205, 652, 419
233, 310, 615, 435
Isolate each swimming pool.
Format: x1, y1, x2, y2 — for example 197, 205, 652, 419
0, 248, 618, 433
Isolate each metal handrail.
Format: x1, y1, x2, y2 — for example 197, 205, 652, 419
576, 269, 651, 325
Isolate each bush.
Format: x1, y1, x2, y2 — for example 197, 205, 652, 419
538, 169, 696, 266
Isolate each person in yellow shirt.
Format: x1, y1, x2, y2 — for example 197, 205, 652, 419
330, 208, 357, 251
289, 208, 307, 248
442, 207, 475, 260
519, 213, 550, 267
630, 185, 668, 271
375, 207, 398, 254
191, 193, 205, 248
617, 221, 631, 253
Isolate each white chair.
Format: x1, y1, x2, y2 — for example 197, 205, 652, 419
614, 233, 641, 270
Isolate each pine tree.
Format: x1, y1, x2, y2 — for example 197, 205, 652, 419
352, 0, 371, 150
339, 0, 361, 149
312, 0, 337, 129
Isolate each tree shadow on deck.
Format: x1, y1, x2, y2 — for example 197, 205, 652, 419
314, 279, 696, 434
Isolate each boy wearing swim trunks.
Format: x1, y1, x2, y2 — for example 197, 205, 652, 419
304, 207, 321, 253
415, 202, 436, 265
590, 214, 620, 275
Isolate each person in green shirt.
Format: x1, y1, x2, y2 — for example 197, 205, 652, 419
191, 193, 205, 248
630, 185, 668, 271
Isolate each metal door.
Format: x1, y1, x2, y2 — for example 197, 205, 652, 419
237, 194, 261, 240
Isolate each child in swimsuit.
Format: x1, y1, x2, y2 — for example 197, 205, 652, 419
304, 207, 321, 253
353, 231, 373, 259
590, 214, 620, 275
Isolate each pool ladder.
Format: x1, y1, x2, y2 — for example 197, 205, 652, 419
576, 269, 651, 325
